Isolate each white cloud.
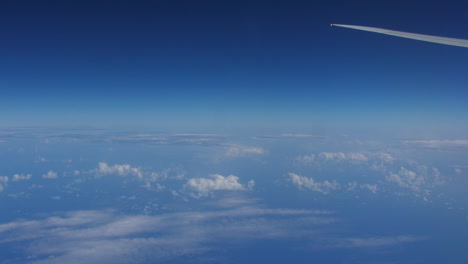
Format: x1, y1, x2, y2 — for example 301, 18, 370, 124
330, 235, 427, 248
360, 183, 378, 194
0, 176, 8, 184
402, 140, 468, 148
185, 174, 253, 196
43, 170, 58, 179
97, 163, 143, 178
0, 205, 336, 264
295, 154, 315, 163
347, 181, 378, 194
225, 144, 266, 157
319, 152, 368, 162
289, 173, 339, 194
12, 174, 32, 181
387, 167, 423, 192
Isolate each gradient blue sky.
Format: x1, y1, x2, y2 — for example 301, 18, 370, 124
1, 0, 467, 136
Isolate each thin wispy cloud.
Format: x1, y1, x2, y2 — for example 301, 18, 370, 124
225, 144, 266, 157
402, 140, 468, 148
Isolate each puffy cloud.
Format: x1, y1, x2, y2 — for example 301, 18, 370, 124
12, 174, 32, 181
360, 183, 378, 194
97, 163, 143, 178
387, 167, 423, 192
43, 170, 58, 179
0, 176, 8, 184
185, 174, 253, 197
225, 144, 266, 157
319, 152, 368, 162
347, 181, 378, 194
386, 166, 443, 194
289, 173, 339, 194
295, 154, 315, 164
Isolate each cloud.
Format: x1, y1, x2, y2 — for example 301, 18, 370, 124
319, 152, 368, 162
185, 174, 254, 197
386, 167, 443, 196
359, 183, 378, 194
107, 133, 225, 146
295, 154, 315, 164
43, 171, 58, 179
225, 144, 266, 157
256, 134, 325, 139
402, 140, 468, 148
0, 176, 7, 192
329, 235, 427, 248
289, 173, 339, 194
96, 163, 143, 178
386, 167, 424, 192
12, 174, 32, 181
347, 181, 378, 194
0, 203, 335, 264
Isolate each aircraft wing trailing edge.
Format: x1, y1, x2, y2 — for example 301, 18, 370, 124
331, 24, 468, 48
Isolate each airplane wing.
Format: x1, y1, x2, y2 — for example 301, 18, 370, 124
331, 24, 468, 48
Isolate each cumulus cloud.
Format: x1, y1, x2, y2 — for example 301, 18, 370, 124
295, 154, 315, 164
289, 173, 339, 194
96, 163, 143, 178
387, 167, 424, 192
185, 174, 254, 197
319, 152, 368, 162
386, 166, 443, 196
225, 144, 266, 157
347, 181, 378, 194
12, 174, 32, 181
43, 170, 58, 179
359, 183, 378, 194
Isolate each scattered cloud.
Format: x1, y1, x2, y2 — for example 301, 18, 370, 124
386, 166, 443, 195
43, 170, 58, 179
319, 152, 368, 162
295, 154, 315, 164
347, 181, 378, 194
359, 183, 378, 194
289, 173, 339, 194
96, 163, 143, 178
225, 144, 266, 157
12, 174, 32, 181
185, 174, 254, 197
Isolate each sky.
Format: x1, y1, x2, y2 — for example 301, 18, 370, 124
1, 0, 467, 136
1, 1, 468, 263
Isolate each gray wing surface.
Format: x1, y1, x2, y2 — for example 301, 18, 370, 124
332, 24, 468, 48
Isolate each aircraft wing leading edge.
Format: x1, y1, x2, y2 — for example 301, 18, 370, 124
331, 24, 468, 48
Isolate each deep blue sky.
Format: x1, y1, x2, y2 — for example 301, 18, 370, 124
1, 0, 467, 136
